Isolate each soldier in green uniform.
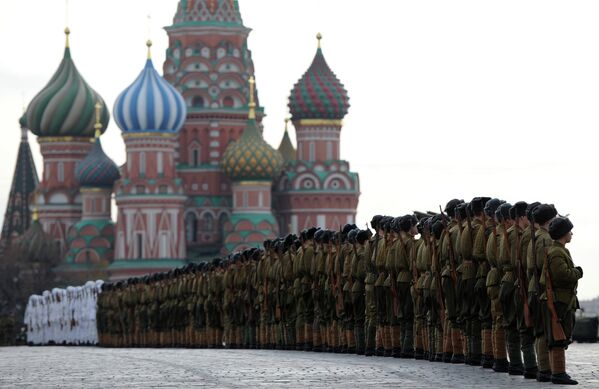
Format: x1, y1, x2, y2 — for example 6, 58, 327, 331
341, 225, 356, 353
385, 218, 400, 357
541, 217, 582, 385
369, 216, 386, 356
414, 217, 429, 360
395, 215, 418, 358
527, 204, 557, 382
311, 230, 326, 351
498, 202, 527, 375
348, 228, 366, 355
429, 219, 446, 361
440, 199, 465, 363
301, 227, 317, 350
476, 198, 503, 368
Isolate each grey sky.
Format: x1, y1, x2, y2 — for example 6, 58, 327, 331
0, 0, 597, 299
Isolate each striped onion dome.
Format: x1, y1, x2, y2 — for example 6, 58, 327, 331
75, 137, 120, 188
113, 42, 186, 134
222, 118, 284, 181
288, 34, 350, 120
25, 29, 109, 138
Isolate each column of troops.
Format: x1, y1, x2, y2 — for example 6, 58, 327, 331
97, 197, 583, 385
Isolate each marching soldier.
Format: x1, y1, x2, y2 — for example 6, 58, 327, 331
541, 216, 582, 385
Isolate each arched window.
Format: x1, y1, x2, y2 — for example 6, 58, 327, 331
157, 152, 164, 175
57, 162, 64, 182
223, 96, 234, 108
309, 142, 315, 162
203, 213, 214, 231
185, 213, 198, 243
192, 96, 204, 108
139, 152, 146, 176
192, 148, 199, 166
326, 141, 333, 160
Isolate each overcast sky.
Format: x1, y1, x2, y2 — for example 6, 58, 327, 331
1, 0, 598, 299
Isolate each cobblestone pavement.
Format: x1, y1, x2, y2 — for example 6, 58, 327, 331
1, 344, 598, 388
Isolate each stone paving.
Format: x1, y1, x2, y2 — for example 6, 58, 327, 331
0, 343, 598, 388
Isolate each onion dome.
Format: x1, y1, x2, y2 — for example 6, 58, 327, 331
223, 77, 283, 180
277, 118, 296, 164
25, 28, 109, 138
288, 33, 350, 121
16, 210, 59, 263
75, 103, 120, 188
113, 41, 186, 134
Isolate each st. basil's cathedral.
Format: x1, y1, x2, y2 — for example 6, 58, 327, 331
0, 0, 360, 282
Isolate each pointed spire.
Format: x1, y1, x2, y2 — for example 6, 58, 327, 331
64, 27, 70, 48
0, 120, 40, 246
317, 32, 322, 49
94, 101, 103, 139
278, 117, 296, 164
248, 76, 256, 120
146, 39, 153, 60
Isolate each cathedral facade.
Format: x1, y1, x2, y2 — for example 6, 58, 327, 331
1, 0, 360, 281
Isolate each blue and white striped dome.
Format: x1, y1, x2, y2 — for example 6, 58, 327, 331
113, 45, 186, 134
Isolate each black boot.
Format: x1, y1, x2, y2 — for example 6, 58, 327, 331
492, 358, 509, 373
442, 352, 452, 363
537, 370, 552, 382
508, 363, 525, 376
524, 366, 539, 379
451, 354, 465, 364
551, 373, 578, 385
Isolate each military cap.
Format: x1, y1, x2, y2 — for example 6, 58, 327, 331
398, 214, 417, 232
509, 201, 528, 219
356, 229, 370, 244
306, 227, 319, 240
549, 216, 573, 240
470, 197, 491, 215
445, 199, 464, 218
314, 229, 325, 243
417, 217, 429, 235
300, 229, 308, 241
342, 224, 354, 235
371, 215, 384, 230
293, 239, 302, 250
322, 230, 333, 244
455, 203, 469, 220
431, 220, 445, 240
526, 201, 541, 222
284, 234, 295, 247
347, 229, 359, 244
495, 203, 512, 222
484, 198, 504, 217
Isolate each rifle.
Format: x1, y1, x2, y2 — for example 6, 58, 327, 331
543, 247, 566, 342
514, 222, 533, 327
432, 237, 446, 324
439, 206, 458, 282
530, 220, 542, 297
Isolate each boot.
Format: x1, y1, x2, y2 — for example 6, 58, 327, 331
355, 326, 365, 355
313, 326, 322, 352
346, 329, 356, 354
450, 328, 465, 363
550, 348, 577, 385
493, 358, 509, 373
304, 324, 313, 351
537, 370, 552, 383
391, 325, 401, 358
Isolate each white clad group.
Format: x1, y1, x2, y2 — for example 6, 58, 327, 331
24, 280, 103, 345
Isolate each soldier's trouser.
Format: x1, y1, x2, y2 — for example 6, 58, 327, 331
397, 282, 414, 355
365, 284, 377, 353
295, 297, 305, 347
500, 277, 523, 369
515, 291, 537, 370
476, 275, 492, 360
352, 291, 366, 353
543, 298, 575, 377
529, 291, 549, 371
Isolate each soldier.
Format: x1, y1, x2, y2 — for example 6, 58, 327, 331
348, 228, 366, 355
341, 224, 357, 353
528, 203, 558, 382
311, 229, 326, 351
541, 216, 582, 385
363, 227, 377, 357
394, 215, 418, 358
440, 199, 465, 363
429, 218, 446, 361
498, 201, 527, 375
300, 227, 317, 351
414, 217, 429, 360
477, 198, 503, 368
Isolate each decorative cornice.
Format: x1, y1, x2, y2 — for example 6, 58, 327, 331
38, 136, 93, 143
295, 119, 343, 127
122, 132, 177, 139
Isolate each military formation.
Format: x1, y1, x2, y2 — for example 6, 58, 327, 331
24, 281, 103, 345
35, 198, 582, 385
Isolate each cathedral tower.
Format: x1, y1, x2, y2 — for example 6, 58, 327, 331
111, 41, 188, 278
275, 34, 360, 233
24, 28, 109, 256
221, 77, 283, 252
164, 0, 262, 256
